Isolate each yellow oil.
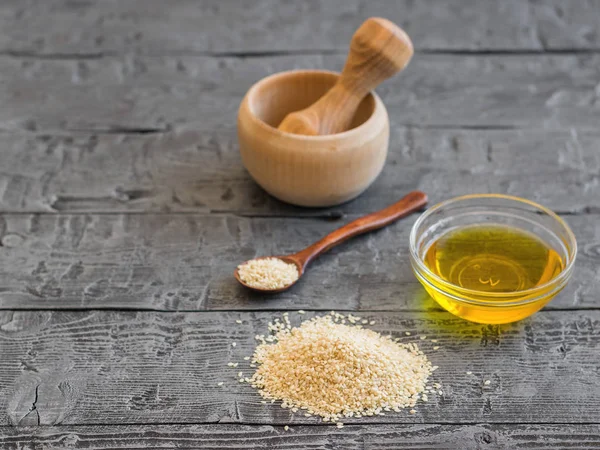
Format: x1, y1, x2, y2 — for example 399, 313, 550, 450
421, 225, 564, 323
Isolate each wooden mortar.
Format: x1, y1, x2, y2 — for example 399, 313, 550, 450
237, 69, 389, 207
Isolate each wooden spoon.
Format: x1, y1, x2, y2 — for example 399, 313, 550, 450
278, 17, 413, 136
235, 191, 427, 293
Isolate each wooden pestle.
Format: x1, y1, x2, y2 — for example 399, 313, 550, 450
278, 17, 413, 136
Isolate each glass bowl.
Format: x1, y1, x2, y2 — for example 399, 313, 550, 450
409, 194, 577, 324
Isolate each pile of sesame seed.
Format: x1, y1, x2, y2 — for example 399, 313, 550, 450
244, 312, 436, 423
237, 257, 299, 290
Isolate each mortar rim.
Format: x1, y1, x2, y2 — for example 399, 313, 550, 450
240, 69, 387, 142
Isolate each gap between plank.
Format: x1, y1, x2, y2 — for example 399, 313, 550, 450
0, 210, 598, 218
0, 307, 597, 313
2, 420, 600, 429
1, 48, 600, 61
0, 122, 594, 136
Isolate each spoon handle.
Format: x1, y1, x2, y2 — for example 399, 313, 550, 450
292, 191, 427, 268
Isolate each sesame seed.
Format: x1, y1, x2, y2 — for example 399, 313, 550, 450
298, 310, 306, 314
405, 332, 411, 336
430, 339, 438, 343
369, 320, 376, 325
466, 371, 472, 375
232, 363, 238, 368
244, 313, 437, 420
336, 422, 344, 428
438, 390, 443, 395
484, 380, 491, 385
433, 346, 440, 350
238, 371, 243, 377
420, 336, 427, 340
244, 356, 250, 360
232, 342, 237, 347
236, 320, 242, 324
237, 258, 299, 290
409, 409, 416, 414
217, 382, 224, 386
284, 425, 289, 431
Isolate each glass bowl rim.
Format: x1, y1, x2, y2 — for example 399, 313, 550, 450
408, 193, 578, 303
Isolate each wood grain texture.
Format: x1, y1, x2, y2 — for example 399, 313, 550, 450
0, 212, 597, 311
1, 0, 599, 55
1, 128, 599, 215
0, 2, 599, 444
2, 423, 600, 449
1, 310, 600, 427
1, 53, 600, 133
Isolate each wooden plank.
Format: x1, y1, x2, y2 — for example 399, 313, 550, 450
2, 423, 600, 449
1, 53, 600, 133
0, 212, 596, 311
1, 128, 599, 215
1, 310, 599, 426
1, 0, 599, 55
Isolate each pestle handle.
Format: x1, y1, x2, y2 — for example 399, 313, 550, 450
278, 17, 413, 136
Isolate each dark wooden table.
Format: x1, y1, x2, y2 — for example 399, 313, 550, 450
1, 1, 600, 448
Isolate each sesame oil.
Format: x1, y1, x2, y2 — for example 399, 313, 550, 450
422, 225, 564, 323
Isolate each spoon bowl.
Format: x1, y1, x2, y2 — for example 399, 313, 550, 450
234, 255, 305, 293
234, 191, 428, 293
